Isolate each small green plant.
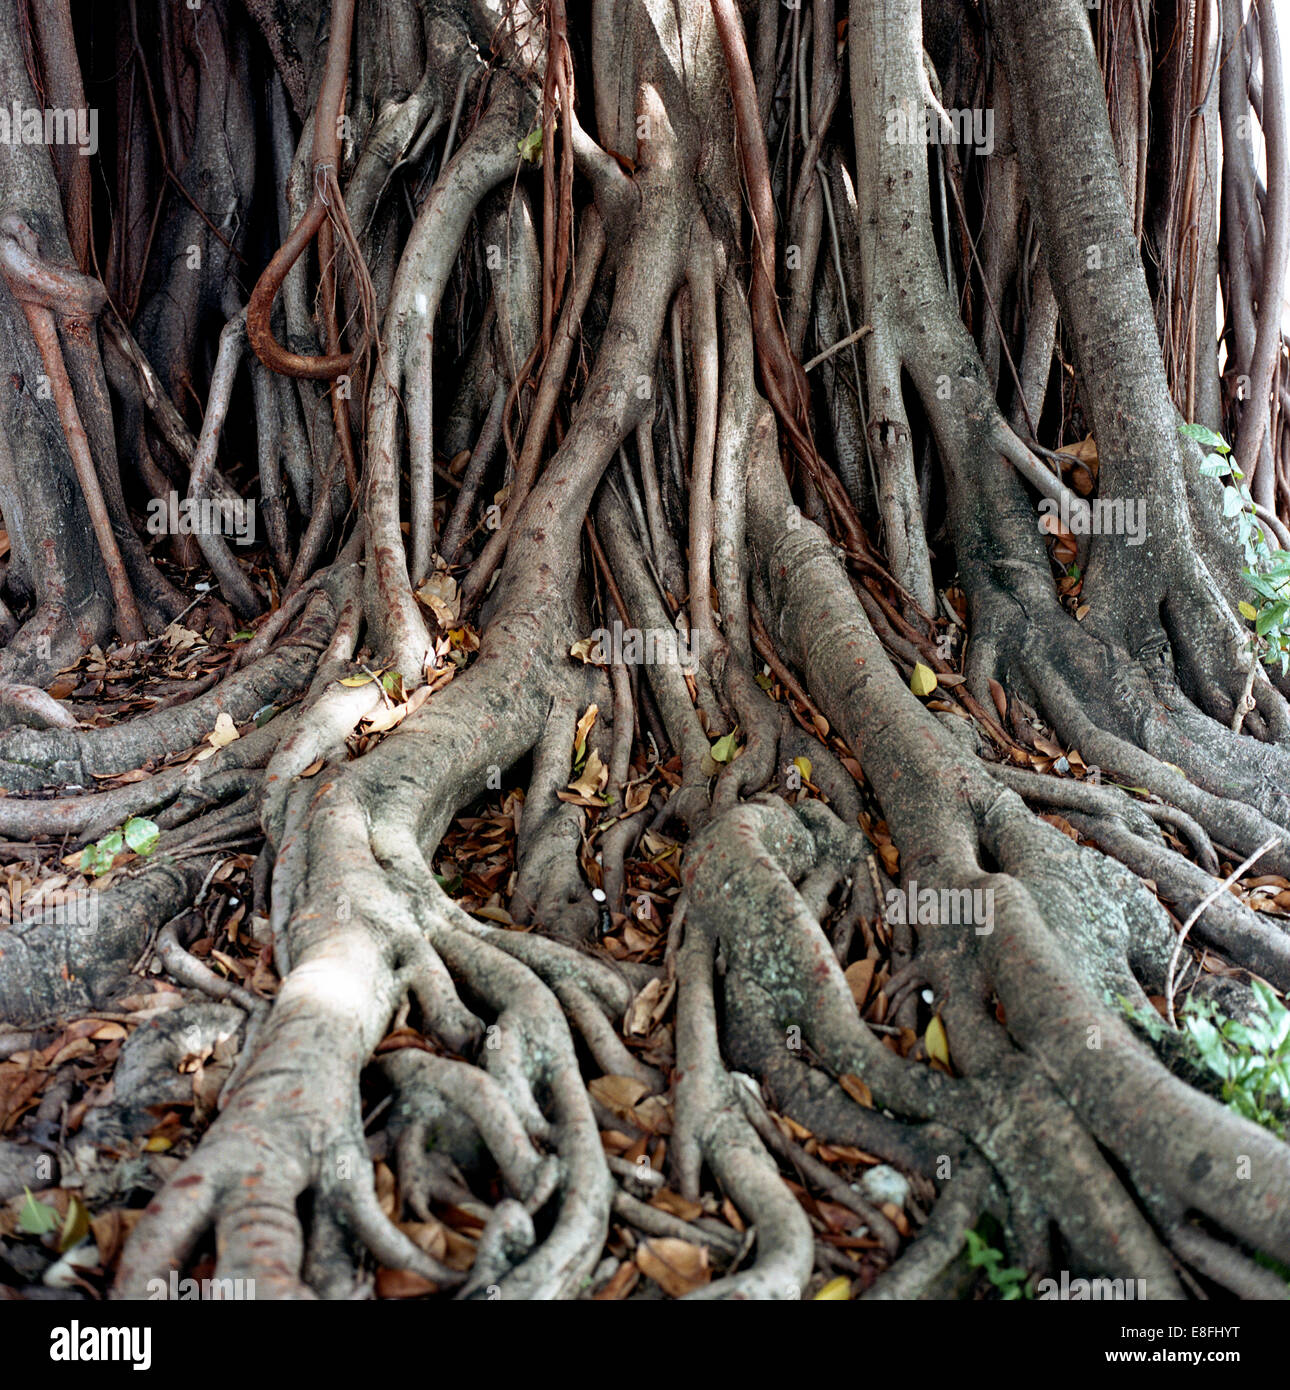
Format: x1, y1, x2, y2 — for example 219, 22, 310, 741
80, 816, 159, 877
1181, 980, 1290, 1137
964, 1225, 1031, 1299
1179, 421, 1290, 675
1121, 980, 1290, 1137
18, 1187, 90, 1251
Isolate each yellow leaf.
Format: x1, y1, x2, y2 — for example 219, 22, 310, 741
814, 1276, 852, 1300
909, 662, 938, 697
792, 755, 812, 783
1239, 600, 1258, 621
144, 1136, 172, 1152
926, 1014, 951, 1069
59, 1195, 90, 1253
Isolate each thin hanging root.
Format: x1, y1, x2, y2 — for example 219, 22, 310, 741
185, 313, 262, 616
245, 0, 359, 381
464, 206, 607, 611
0, 217, 143, 640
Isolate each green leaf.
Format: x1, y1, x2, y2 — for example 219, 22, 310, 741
710, 731, 739, 764
1251, 979, 1282, 1020
517, 128, 543, 163
1200, 454, 1229, 477
1223, 485, 1244, 518
1256, 602, 1290, 637
1179, 421, 1230, 452
19, 1187, 58, 1235
123, 817, 159, 856
1185, 1014, 1226, 1071
1243, 571, 1283, 602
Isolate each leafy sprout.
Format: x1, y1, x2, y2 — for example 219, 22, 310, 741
1180, 421, 1290, 675
80, 816, 159, 878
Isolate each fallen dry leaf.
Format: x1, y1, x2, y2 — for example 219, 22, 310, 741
635, 1237, 710, 1297
415, 569, 460, 627
839, 1073, 874, 1109
589, 1074, 650, 1113
844, 958, 875, 1008
195, 711, 239, 761
568, 748, 607, 799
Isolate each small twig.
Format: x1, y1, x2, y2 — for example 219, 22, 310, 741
359, 664, 396, 707
1165, 835, 1280, 1025
802, 323, 873, 373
